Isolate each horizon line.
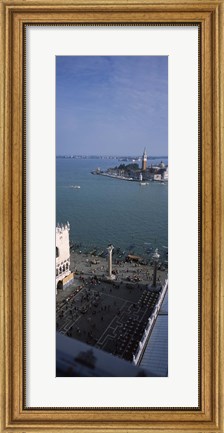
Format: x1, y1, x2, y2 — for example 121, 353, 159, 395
56, 154, 168, 158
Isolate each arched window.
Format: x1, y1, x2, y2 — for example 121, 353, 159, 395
56, 269, 59, 277
59, 267, 62, 274
56, 247, 59, 258
66, 263, 69, 270
57, 281, 63, 290
63, 264, 65, 272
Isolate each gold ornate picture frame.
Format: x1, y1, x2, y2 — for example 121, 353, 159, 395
0, 0, 223, 432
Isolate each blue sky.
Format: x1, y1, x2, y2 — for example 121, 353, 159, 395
56, 56, 168, 156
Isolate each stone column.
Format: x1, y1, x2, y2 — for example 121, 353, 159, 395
107, 245, 115, 280
152, 248, 160, 287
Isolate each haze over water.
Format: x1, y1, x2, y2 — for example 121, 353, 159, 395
56, 158, 168, 260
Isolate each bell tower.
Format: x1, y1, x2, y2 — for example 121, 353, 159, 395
142, 148, 147, 171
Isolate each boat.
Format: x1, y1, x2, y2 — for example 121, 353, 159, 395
71, 185, 81, 189
140, 182, 147, 186
126, 254, 142, 262
89, 249, 97, 255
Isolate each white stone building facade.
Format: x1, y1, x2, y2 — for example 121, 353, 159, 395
56, 222, 73, 293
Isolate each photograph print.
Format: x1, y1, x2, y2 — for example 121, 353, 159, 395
56, 56, 168, 377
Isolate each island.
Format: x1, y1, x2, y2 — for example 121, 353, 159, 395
91, 149, 168, 183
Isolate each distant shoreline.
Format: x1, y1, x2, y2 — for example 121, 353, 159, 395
93, 172, 137, 182
56, 155, 168, 160
91, 171, 168, 183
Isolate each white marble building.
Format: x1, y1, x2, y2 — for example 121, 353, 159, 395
56, 222, 73, 294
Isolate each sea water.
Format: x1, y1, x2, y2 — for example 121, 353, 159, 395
56, 158, 168, 260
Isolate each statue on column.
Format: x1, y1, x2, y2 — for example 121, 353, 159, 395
148, 248, 161, 292
106, 244, 116, 280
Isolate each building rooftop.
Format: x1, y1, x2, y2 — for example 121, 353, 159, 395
139, 291, 168, 376
57, 333, 158, 377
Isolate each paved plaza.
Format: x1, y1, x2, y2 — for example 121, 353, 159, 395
56, 250, 167, 363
